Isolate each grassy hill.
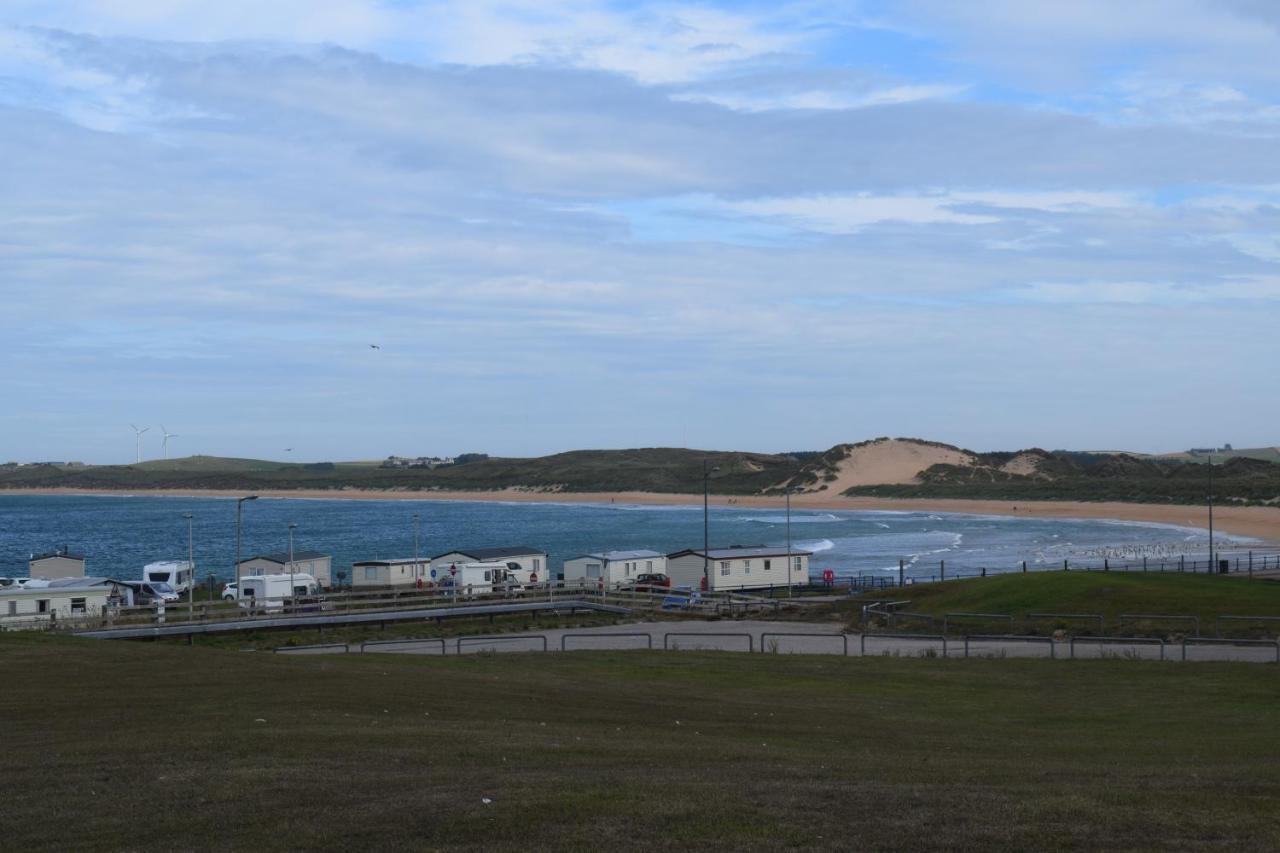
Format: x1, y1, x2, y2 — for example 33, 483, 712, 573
4, 633, 1280, 851
0, 448, 805, 495
5, 439, 1280, 505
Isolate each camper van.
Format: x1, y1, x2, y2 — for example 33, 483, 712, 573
144, 560, 194, 594
238, 573, 319, 612
437, 562, 524, 598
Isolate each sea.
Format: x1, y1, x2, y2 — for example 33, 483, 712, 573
0, 494, 1246, 585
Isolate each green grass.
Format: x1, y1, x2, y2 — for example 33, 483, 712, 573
845, 572, 1280, 635
3, 634, 1280, 851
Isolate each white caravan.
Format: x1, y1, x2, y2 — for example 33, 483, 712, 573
144, 560, 194, 594
238, 573, 319, 612
437, 562, 522, 597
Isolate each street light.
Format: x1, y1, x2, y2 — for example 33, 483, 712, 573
183, 512, 194, 620
412, 512, 421, 583
1207, 454, 1215, 574
287, 523, 297, 613
785, 487, 801, 598
234, 495, 259, 585
702, 460, 720, 594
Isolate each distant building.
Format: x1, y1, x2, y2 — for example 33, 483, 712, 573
430, 546, 547, 582
666, 545, 811, 592
380, 455, 456, 469
29, 548, 86, 580
351, 558, 430, 589
237, 551, 332, 587
562, 550, 666, 587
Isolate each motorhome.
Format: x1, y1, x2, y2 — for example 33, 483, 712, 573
437, 562, 523, 597
238, 573, 319, 612
143, 560, 194, 594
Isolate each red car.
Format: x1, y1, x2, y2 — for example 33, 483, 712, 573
631, 573, 671, 593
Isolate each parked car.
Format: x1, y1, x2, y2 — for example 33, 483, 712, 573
221, 582, 239, 601
631, 573, 671, 593
0, 577, 17, 588
128, 581, 181, 604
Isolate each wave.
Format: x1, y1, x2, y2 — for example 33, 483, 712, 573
739, 513, 841, 524
797, 538, 835, 553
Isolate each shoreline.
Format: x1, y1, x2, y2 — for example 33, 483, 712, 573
4, 487, 1279, 543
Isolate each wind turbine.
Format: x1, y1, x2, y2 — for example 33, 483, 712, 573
130, 424, 149, 463
161, 425, 179, 460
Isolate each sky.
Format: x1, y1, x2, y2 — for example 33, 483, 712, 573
2, 1, 1279, 463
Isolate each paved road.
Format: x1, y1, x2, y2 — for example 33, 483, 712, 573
275, 620, 1280, 663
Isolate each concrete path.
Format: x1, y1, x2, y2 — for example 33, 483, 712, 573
275, 620, 1279, 663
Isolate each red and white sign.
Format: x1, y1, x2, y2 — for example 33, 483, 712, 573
450, 564, 457, 576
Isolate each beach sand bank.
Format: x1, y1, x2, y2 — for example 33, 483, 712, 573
4, 487, 1279, 543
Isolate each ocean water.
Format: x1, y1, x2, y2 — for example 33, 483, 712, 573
0, 494, 1239, 584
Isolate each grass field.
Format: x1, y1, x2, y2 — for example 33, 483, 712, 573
3, 633, 1280, 851
846, 571, 1280, 633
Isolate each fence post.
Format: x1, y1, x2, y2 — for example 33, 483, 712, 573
1104, 558, 1109, 572
1249, 552, 1253, 578
1179, 555, 1185, 573
1022, 561, 1027, 574
1143, 557, 1147, 572
981, 567, 986, 578
1064, 559, 1069, 572
940, 560, 945, 582
899, 558, 904, 588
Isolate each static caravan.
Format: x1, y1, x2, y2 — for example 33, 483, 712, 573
237, 551, 333, 588
666, 546, 811, 592
28, 548, 86, 580
0, 584, 110, 630
144, 560, 195, 593
351, 559, 430, 590
562, 550, 666, 588
430, 547, 547, 584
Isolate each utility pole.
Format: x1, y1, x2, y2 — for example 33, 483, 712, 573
287, 523, 297, 614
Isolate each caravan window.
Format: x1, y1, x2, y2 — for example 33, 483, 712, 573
364, 567, 377, 581
484, 570, 491, 582
71, 598, 87, 614
151, 572, 171, 583
6, 601, 15, 616
37, 599, 49, 613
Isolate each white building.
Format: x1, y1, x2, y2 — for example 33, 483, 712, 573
350, 558, 430, 589
665, 546, 811, 592
0, 584, 111, 630
237, 551, 332, 588
28, 548, 86, 579
562, 550, 666, 587
430, 547, 547, 583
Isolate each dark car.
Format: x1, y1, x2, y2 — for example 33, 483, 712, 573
631, 573, 671, 593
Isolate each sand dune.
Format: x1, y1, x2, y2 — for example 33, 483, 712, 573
809, 438, 975, 492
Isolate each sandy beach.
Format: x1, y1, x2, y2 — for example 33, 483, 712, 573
5, 487, 1279, 543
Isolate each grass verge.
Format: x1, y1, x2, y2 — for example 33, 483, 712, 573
3, 633, 1280, 851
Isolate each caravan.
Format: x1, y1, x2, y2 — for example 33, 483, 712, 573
437, 562, 523, 598
238, 573, 319, 612
144, 561, 194, 594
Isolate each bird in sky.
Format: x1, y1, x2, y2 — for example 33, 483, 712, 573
370, 344, 380, 350
284, 448, 293, 452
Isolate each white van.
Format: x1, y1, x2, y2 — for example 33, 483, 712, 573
144, 560, 194, 594
238, 573, 319, 612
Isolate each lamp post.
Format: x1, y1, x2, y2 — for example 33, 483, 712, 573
412, 512, 421, 582
287, 523, 297, 613
1207, 455, 1215, 574
785, 488, 800, 598
183, 512, 194, 620
702, 461, 720, 594
234, 495, 259, 584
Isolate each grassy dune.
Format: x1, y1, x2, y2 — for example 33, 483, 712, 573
3, 633, 1280, 851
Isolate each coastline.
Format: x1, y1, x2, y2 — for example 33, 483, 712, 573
4, 487, 1279, 543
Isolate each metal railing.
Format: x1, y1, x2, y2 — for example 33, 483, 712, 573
1069, 636, 1166, 661
663, 632, 754, 653
962, 635, 1055, 659
456, 634, 549, 654
560, 632, 654, 651
759, 632, 849, 656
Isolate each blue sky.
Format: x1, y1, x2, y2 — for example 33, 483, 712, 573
2, 1, 1279, 462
